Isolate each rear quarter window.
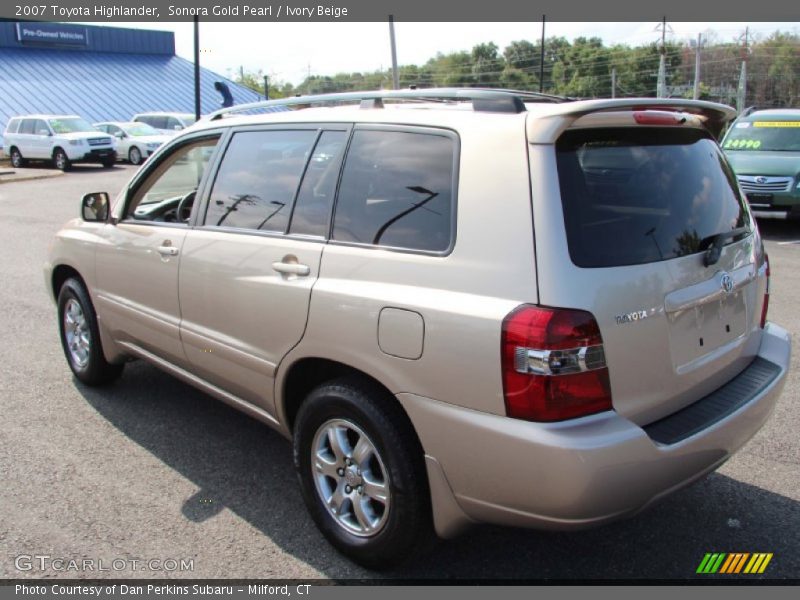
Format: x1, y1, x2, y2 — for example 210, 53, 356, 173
332, 129, 456, 253
556, 127, 751, 268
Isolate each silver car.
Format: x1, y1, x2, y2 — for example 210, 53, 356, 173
44, 89, 791, 568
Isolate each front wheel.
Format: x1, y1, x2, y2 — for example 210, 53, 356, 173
57, 278, 124, 385
293, 377, 431, 569
53, 148, 71, 171
9, 148, 26, 168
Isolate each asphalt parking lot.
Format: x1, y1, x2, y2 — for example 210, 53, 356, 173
0, 164, 798, 581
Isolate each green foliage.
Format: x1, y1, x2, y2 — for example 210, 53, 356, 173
231, 31, 799, 107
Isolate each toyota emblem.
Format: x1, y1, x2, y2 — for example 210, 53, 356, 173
755, 176, 768, 184
721, 273, 734, 294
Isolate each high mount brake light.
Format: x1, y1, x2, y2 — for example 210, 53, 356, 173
633, 111, 687, 126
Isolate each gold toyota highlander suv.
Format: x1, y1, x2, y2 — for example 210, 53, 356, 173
45, 89, 791, 568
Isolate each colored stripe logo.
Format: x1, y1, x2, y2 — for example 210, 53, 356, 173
696, 553, 773, 574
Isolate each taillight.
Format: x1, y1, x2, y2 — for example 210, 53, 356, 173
501, 305, 613, 422
760, 254, 770, 328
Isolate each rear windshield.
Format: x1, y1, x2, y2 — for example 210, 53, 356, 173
556, 127, 751, 268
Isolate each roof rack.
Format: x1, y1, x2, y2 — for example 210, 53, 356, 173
207, 87, 572, 121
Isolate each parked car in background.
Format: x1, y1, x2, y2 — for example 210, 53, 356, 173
94, 121, 170, 165
721, 108, 800, 220
45, 90, 790, 568
131, 112, 198, 135
3, 115, 116, 170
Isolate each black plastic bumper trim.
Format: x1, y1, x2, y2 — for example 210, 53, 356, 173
643, 357, 781, 445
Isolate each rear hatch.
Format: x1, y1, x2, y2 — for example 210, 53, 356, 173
528, 106, 768, 425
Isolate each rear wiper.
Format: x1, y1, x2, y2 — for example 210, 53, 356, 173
702, 227, 749, 267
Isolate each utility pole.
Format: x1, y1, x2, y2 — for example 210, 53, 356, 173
389, 15, 399, 90
264, 75, 269, 100
611, 67, 616, 98
693, 33, 703, 100
539, 15, 546, 93
737, 27, 749, 113
193, 16, 200, 120
656, 16, 669, 98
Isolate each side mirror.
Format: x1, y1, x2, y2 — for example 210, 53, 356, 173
81, 192, 110, 222
115, 131, 125, 139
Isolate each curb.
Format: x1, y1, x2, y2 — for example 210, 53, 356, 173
0, 168, 64, 185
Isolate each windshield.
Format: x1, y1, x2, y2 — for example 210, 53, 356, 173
127, 123, 160, 136
722, 120, 800, 152
48, 118, 96, 134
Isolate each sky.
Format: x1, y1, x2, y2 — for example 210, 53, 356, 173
116, 21, 800, 86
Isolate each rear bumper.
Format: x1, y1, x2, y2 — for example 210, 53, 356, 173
399, 323, 791, 537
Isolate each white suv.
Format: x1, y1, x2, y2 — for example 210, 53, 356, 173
45, 89, 791, 568
3, 115, 116, 170
131, 112, 198, 135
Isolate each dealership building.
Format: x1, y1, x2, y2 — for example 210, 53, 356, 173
0, 20, 264, 146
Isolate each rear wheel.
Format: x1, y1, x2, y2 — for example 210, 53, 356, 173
53, 148, 71, 171
9, 147, 25, 168
293, 377, 431, 569
128, 146, 143, 165
57, 278, 124, 385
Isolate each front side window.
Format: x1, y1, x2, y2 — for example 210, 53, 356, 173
125, 137, 219, 223
34, 120, 50, 136
332, 129, 455, 252
204, 129, 317, 232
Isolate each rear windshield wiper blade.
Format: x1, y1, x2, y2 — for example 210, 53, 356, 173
702, 227, 749, 267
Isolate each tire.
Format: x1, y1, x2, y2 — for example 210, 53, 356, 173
128, 146, 143, 166
101, 160, 115, 169
53, 148, 71, 171
293, 377, 431, 569
9, 147, 26, 168
57, 278, 124, 386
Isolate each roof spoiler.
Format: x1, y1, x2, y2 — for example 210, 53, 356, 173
527, 98, 737, 142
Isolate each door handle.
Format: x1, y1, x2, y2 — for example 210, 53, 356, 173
157, 244, 179, 257
272, 261, 310, 276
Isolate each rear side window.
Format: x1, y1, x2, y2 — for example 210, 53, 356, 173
19, 119, 35, 134
204, 129, 317, 232
332, 129, 455, 252
556, 127, 751, 268
288, 130, 348, 238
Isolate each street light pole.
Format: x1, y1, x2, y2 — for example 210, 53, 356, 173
193, 17, 201, 120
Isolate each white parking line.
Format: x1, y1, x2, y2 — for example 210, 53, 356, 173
776, 240, 800, 245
